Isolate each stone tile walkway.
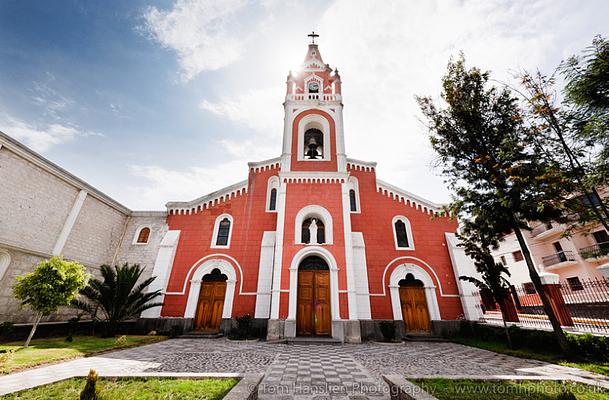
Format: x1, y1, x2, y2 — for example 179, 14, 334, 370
1, 339, 608, 398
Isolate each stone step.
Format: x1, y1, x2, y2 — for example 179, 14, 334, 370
286, 337, 342, 345
178, 332, 224, 339
403, 334, 446, 342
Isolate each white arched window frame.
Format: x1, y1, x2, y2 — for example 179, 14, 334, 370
211, 214, 234, 249
132, 226, 152, 245
295, 205, 333, 245
266, 176, 280, 212
304, 75, 323, 100
0, 250, 10, 281
347, 176, 361, 214
297, 114, 331, 162
392, 216, 415, 250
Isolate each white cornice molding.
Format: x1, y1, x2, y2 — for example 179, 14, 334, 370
279, 171, 348, 184
166, 180, 248, 215
376, 179, 443, 214
346, 158, 377, 172
248, 157, 281, 172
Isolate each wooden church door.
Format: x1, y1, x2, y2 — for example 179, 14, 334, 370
296, 256, 331, 336
194, 269, 227, 332
399, 274, 431, 334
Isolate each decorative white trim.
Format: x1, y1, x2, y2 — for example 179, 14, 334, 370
346, 158, 376, 172
140, 230, 180, 318
376, 179, 442, 215
270, 179, 288, 319
265, 176, 280, 212
184, 259, 237, 319
351, 233, 372, 319
0, 249, 10, 281
132, 225, 151, 245
372, 256, 458, 298
248, 157, 281, 173
340, 181, 358, 319
389, 263, 441, 321
166, 180, 247, 215
254, 231, 276, 318
347, 176, 361, 214
294, 205, 333, 244
52, 189, 88, 255
279, 171, 347, 184
392, 215, 415, 250
287, 246, 341, 321
165, 253, 257, 296
210, 214, 233, 249
296, 113, 332, 162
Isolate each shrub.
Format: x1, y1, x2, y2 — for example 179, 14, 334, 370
80, 369, 101, 400
0, 321, 14, 339
114, 335, 127, 347
170, 325, 183, 338
0, 350, 14, 373
236, 314, 253, 337
566, 333, 609, 361
379, 321, 396, 342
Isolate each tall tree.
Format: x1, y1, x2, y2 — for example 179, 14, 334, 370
72, 263, 163, 336
13, 256, 89, 347
417, 56, 573, 353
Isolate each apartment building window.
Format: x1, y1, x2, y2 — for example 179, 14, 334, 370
500, 255, 507, 265
566, 277, 584, 291
512, 250, 524, 262
522, 282, 536, 294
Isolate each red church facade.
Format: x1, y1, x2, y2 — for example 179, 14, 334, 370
143, 40, 469, 342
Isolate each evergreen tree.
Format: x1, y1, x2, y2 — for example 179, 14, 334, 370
417, 55, 573, 353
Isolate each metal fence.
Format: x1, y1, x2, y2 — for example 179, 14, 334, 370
474, 277, 609, 334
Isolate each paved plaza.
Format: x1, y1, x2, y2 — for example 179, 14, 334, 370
1, 339, 608, 398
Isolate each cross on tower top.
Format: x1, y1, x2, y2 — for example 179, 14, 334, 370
307, 31, 319, 44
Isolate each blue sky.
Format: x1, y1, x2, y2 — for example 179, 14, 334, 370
1, 0, 608, 210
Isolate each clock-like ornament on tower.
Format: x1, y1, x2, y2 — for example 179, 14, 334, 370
308, 81, 319, 93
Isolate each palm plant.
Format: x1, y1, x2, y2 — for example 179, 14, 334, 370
72, 263, 163, 336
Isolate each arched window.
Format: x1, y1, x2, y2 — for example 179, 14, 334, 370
393, 216, 414, 250
301, 218, 325, 244
266, 176, 279, 212
133, 226, 151, 244
211, 214, 233, 248
269, 188, 277, 211
349, 189, 357, 212
0, 250, 10, 281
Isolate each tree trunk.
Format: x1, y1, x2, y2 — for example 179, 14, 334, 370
24, 312, 43, 348
512, 224, 571, 355
496, 299, 513, 349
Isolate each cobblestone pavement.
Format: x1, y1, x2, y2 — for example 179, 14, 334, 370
1, 338, 608, 398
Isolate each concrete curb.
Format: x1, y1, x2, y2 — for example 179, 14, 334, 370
225, 373, 264, 400
382, 375, 439, 400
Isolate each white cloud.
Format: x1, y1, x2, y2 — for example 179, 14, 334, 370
0, 116, 99, 153
143, 0, 249, 80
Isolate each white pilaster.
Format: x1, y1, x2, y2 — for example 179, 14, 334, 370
270, 179, 288, 319
445, 232, 482, 321
52, 189, 87, 255
351, 232, 372, 319
340, 181, 358, 319
140, 230, 181, 318
254, 231, 276, 318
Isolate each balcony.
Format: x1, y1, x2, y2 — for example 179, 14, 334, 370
530, 222, 562, 240
579, 242, 609, 261
542, 250, 578, 270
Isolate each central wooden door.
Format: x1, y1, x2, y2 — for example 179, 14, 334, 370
194, 281, 226, 332
399, 286, 431, 334
297, 270, 331, 336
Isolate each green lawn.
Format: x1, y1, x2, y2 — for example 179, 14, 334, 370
413, 378, 609, 400
452, 337, 609, 377
0, 335, 166, 374
2, 377, 238, 400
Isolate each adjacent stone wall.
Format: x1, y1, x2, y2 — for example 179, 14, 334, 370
0, 147, 78, 254
0, 134, 165, 324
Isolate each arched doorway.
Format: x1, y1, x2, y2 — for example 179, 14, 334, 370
297, 256, 331, 336
194, 268, 228, 332
399, 273, 431, 334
